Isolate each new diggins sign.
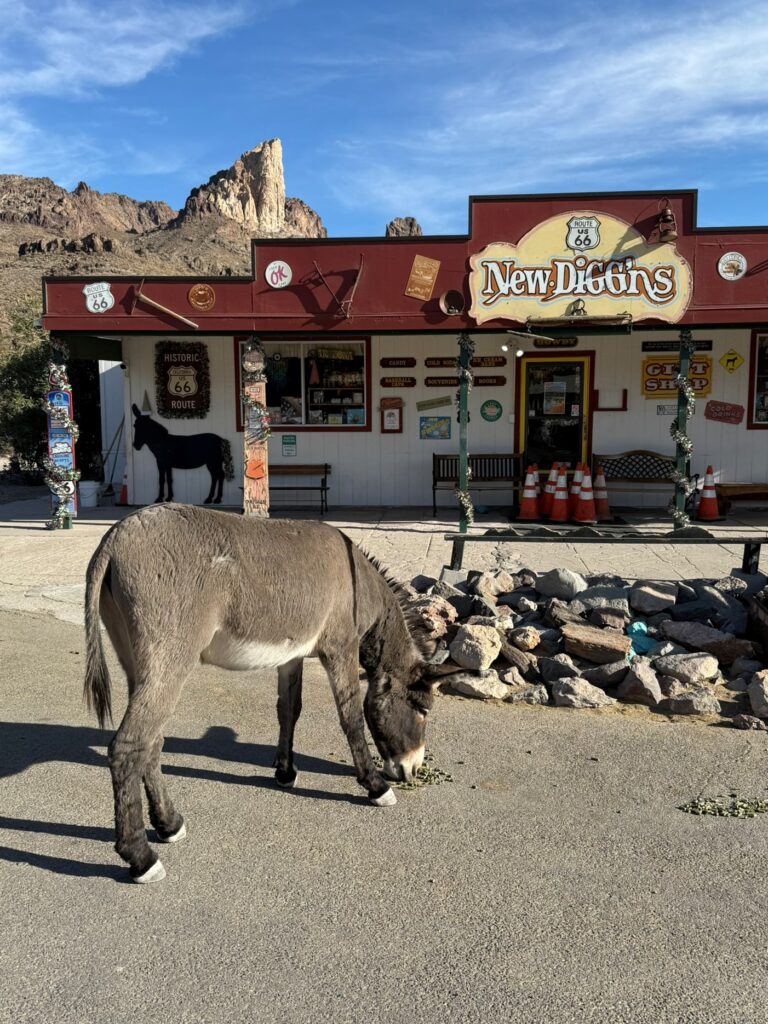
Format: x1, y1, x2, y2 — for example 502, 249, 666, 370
468, 211, 692, 325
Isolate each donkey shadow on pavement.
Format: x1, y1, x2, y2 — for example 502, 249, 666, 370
0, 721, 362, 880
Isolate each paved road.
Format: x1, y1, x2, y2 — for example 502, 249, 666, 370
2, 608, 768, 1024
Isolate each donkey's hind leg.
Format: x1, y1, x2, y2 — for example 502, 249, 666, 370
144, 733, 186, 843
109, 668, 189, 883
320, 644, 396, 807
274, 657, 303, 788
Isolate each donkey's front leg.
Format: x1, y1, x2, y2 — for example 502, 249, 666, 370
165, 466, 174, 502
154, 463, 165, 504
320, 646, 396, 807
274, 657, 303, 788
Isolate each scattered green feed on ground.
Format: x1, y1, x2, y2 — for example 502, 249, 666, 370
372, 749, 454, 790
679, 795, 768, 817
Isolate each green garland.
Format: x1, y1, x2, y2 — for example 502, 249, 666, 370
154, 340, 210, 418
242, 394, 272, 442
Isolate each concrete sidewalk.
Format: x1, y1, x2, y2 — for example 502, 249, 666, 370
1, 495, 766, 625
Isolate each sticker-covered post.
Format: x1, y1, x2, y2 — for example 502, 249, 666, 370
456, 331, 475, 537
42, 345, 80, 529
241, 338, 271, 518
671, 327, 696, 529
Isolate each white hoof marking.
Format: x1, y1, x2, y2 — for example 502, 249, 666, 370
133, 859, 166, 884
276, 772, 298, 789
160, 821, 187, 844
371, 788, 397, 807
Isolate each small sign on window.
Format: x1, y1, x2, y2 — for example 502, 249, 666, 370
282, 434, 297, 457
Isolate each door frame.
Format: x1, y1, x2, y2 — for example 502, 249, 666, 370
515, 350, 595, 466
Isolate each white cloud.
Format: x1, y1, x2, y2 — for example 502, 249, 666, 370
0, 0, 247, 183
330, 1, 768, 230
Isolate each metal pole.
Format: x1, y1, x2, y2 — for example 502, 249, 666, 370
458, 331, 470, 534
673, 327, 693, 530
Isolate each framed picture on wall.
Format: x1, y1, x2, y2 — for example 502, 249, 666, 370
381, 405, 402, 433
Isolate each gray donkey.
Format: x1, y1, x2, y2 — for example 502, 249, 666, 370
85, 503, 454, 883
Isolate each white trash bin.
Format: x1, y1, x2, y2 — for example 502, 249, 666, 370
79, 480, 100, 508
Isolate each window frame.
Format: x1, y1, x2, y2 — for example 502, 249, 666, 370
235, 335, 372, 432
747, 330, 768, 430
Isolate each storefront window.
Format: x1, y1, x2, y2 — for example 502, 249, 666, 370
750, 332, 768, 428
236, 337, 369, 430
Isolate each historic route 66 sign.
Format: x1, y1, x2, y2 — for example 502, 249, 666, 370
566, 216, 601, 252
83, 281, 115, 313
167, 365, 198, 396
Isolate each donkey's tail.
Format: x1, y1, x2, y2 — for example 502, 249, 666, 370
84, 539, 113, 728
221, 439, 235, 481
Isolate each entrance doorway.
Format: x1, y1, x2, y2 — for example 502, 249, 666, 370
516, 353, 593, 468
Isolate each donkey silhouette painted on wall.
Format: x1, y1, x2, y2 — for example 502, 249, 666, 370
132, 404, 234, 504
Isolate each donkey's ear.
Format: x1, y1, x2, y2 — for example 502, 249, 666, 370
131, 403, 141, 417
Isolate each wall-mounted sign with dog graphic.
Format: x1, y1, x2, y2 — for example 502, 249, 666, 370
132, 404, 234, 504
154, 341, 211, 418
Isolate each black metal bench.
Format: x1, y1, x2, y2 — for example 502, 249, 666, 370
269, 463, 331, 514
593, 449, 699, 508
444, 525, 768, 574
432, 452, 523, 517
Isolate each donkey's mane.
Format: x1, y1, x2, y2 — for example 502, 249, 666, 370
359, 549, 434, 659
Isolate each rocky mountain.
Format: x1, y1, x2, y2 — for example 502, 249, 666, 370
0, 139, 327, 337
385, 216, 422, 237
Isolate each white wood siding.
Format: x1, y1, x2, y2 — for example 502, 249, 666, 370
121, 329, 766, 508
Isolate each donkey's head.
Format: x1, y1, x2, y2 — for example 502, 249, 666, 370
132, 404, 166, 450
363, 662, 441, 783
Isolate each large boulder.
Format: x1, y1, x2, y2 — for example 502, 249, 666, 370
538, 653, 580, 682
408, 595, 458, 640
660, 621, 754, 665
661, 688, 722, 716
510, 626, 541, 651
569, 586, 630, 617
748, 670, 768, 719
653, 652, 719, 686
449, 624, 501, 672
561, 621, 632, 664
629, 581, 679, 614
445, 670, 508, 700
616, 658, 662, 706
581, 660, 630, 688
505, 684, 550, 705
551, 678, 617, 709
534, 568, 588, 600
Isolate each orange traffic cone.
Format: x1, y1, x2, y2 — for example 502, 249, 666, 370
696, 465, 721, 521
532, 464, 541, 498
116, 469, 128, 506
517, 465, 540, 520
593, 464, 612, 522
569, 463, 583, 517
550, 467, 570, 522
573, 467, 597, 523
540, 464, 559, 518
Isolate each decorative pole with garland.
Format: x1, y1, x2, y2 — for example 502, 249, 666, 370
670, 326, 697, 530
241, 337, 271, 518
455, 331, 475, 533
42, 341, 80, 530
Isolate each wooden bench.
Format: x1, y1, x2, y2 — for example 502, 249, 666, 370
432, 452, 523, 517
592, 449, 699, 509
269, 464, 331, 514
715, 483, 768, 515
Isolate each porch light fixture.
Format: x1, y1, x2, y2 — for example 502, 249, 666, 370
657, 202, 678, 243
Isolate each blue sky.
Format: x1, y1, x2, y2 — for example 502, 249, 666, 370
2, 0, 767, 236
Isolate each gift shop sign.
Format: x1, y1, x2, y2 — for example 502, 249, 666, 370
468, 211, 692, 325
641, 356, 711, 398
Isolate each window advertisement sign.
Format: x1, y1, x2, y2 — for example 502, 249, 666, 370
468, 210, 692, 325
641, 356, 712, 398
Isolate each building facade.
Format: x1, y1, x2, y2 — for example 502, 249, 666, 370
42, 190, 768, 509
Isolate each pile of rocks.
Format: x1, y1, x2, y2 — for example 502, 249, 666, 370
407, 566, 768, 726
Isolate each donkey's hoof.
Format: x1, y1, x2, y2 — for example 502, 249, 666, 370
132, 859, 166, 884
275, 766, 298, 788
370, 787, 397, 807
158, 821, 187, 844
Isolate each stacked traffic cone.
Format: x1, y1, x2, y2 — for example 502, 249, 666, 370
532, 464, 540, 498
573, 467, 597, 523
696, 465, 721, 521
550, 467, 570, 522
116, 470, 129, 506
569, 463, 584, 516
517, 465, 540, 520
593, 464, 613, 522
540, 464, 559, 518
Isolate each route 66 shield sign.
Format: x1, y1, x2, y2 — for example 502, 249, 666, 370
83, 281, 115, 313
566, 216, 601, 252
